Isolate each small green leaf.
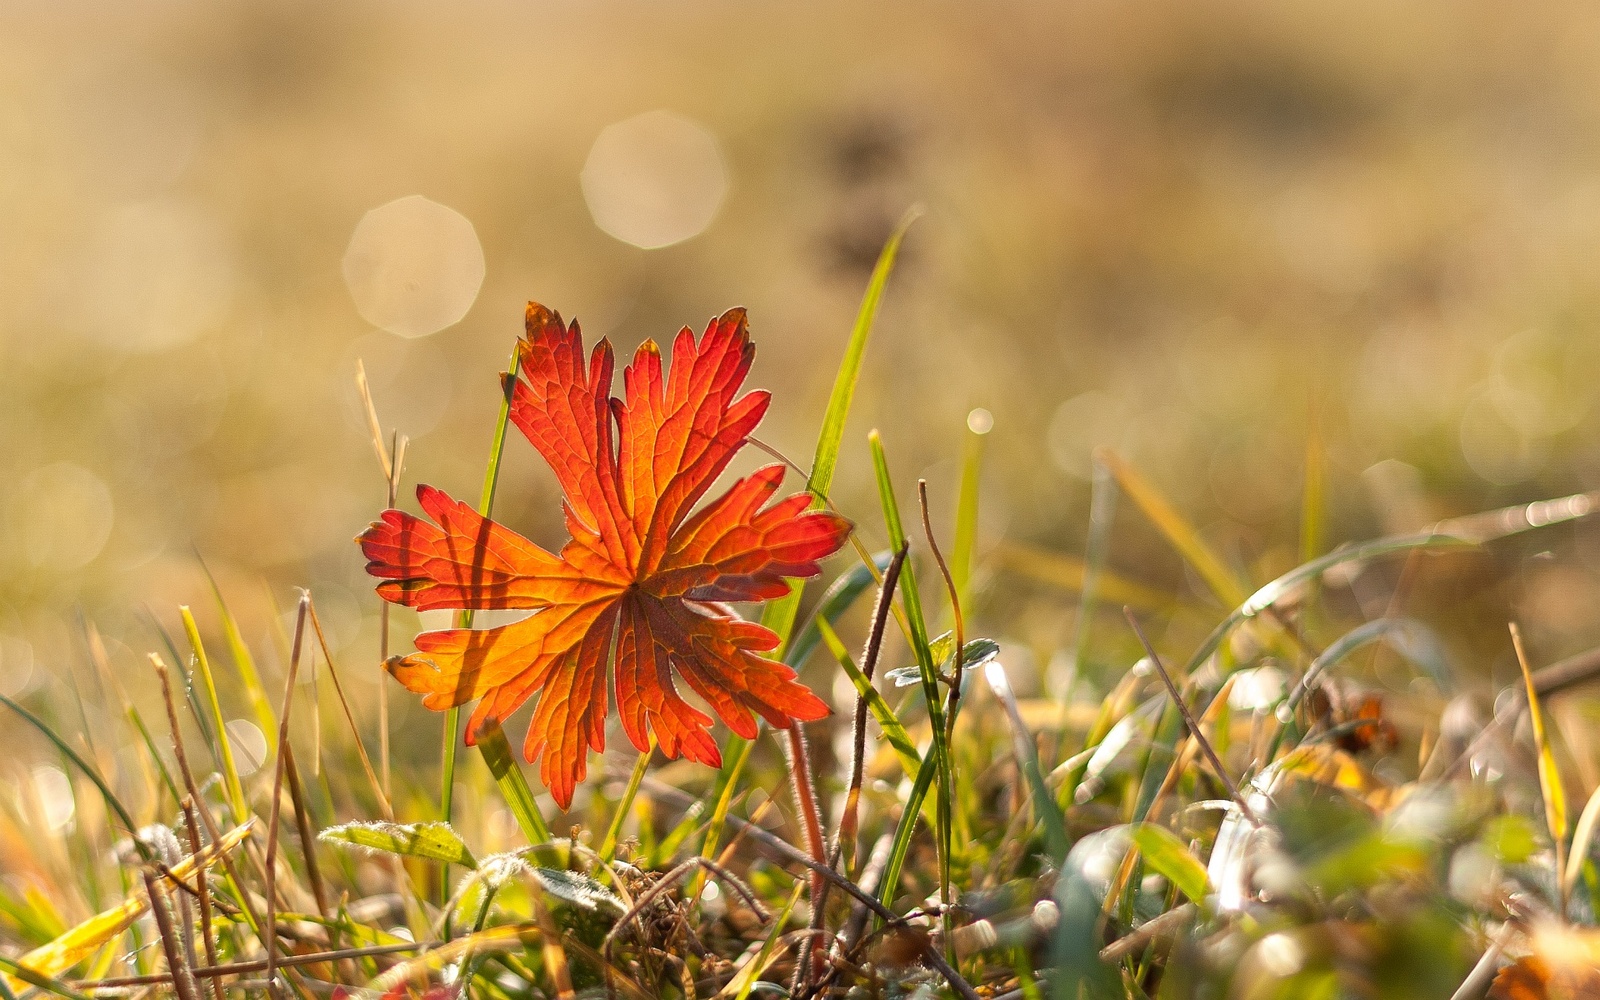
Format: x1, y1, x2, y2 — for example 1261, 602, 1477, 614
1129, 823, 1209, 905
885, 665, 923, 688
321, 821, 478, 869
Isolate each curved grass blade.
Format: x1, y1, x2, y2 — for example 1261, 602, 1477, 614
951, 408, 989, 610
762, 207, 920, 650
817, 618, 921, 779
1099, 449, 1249, 608
180, 606, 248, 825
197, 556, 276, 754
0, 693, 146, 859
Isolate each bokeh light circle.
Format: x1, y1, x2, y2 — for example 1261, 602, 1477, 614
343, 195, 486, 338
17, 462, 114, 570
581, 110, 728, 249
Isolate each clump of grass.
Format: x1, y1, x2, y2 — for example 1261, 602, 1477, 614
8, 223, 1600, 1000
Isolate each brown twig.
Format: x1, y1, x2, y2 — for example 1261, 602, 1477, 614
840, 543, 909, 876
264, 594, 310, 995
143, 868, 203, 1000
151, 653, 270, 945
182, 799, 226, 1000
306, 599, 393, 820
1124, 608, 1259, 826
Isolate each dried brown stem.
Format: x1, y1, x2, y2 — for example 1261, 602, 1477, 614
264, 595, 310, 994
840, 543, 909, 876
143, 868, 202, 1000
151, 653, 270, 945
182, 799, 226, 1000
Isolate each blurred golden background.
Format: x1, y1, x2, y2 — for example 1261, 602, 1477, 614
5, 0, 1600, 775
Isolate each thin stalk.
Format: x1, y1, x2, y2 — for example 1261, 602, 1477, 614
442, 344, 522, 892
840, 543, 909, 875
265, 595, 311, 995
598, 741, 655, 870
141, 870, 202, 1000
918, 480, 962, 968
1124, 609, 1258, 826
182, 800, 226, 1000
784, 724, 829, 993
151, 653, 266, 943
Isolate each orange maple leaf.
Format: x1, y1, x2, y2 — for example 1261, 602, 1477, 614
358, 304, 851, 807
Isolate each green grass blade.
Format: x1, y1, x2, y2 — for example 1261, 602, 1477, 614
444, 345, 522, 830
732, 880, 806, 1000
0, 693, 148, 860
807, 206, 920, 501
198, 555, 277, 753
694, 733, 755, 896
1067, 456, 1118, 713
985, 659, 1069, 861
817, 619, 921, 779
761, 207, 920, 651
478, 722, 551, 846
0, 955, 93, 1000
180, 606, 248, 825
598, 742, 654, 869
877, 750, 938, 909
951, 408, 989, 611
1128, 824, 1209, 906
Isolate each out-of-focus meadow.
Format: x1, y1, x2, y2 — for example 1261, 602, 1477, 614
6, 0, 1600, 796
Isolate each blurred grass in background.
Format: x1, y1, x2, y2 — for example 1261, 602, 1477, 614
4, 0, 1600, 788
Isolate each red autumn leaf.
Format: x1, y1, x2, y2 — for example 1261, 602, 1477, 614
358, 303, 851, 807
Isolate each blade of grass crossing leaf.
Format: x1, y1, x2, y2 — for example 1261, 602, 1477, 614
1099, 449, 1248, 608
198, 557, 277, 753
951, 408, 990, 611
180, 606, 247, 825
445, 346, 521, 841
478, 722, 551, 846
817, 619, 921, 779
762, 208, 919, 651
